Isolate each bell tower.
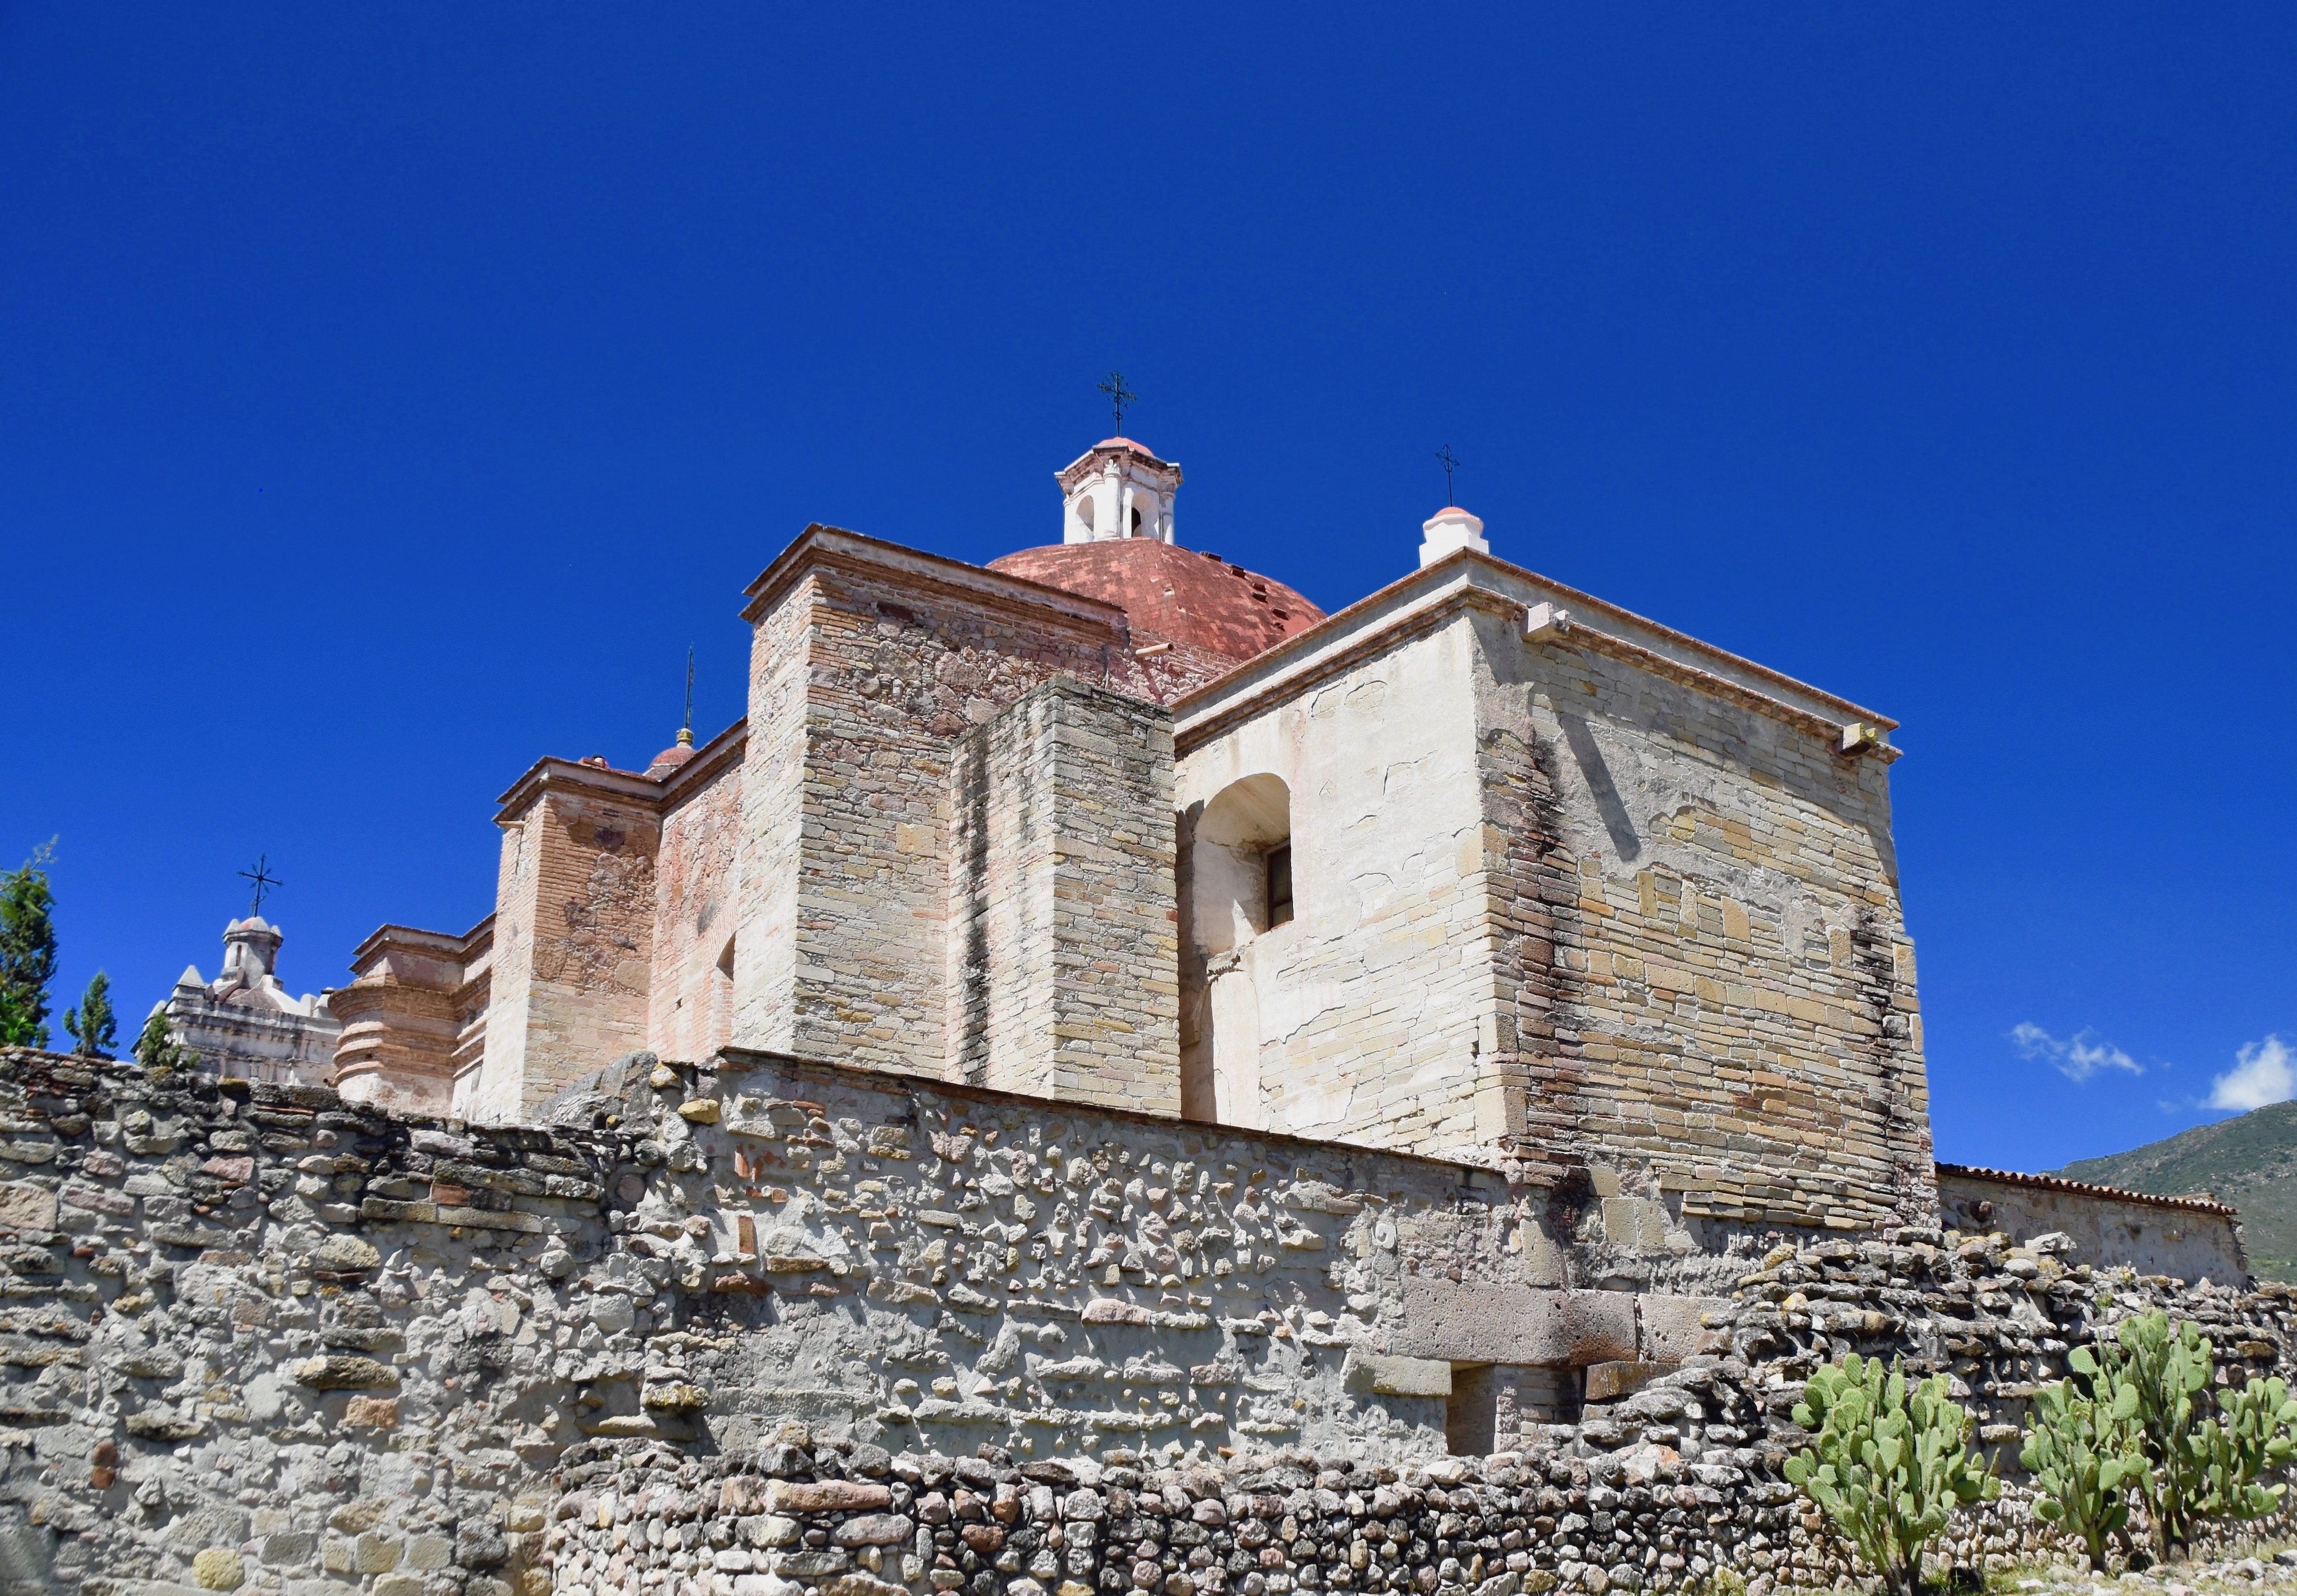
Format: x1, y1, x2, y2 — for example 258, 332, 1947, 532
1056, 438, 1182, 545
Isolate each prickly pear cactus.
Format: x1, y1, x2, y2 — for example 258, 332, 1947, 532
2065, 1310, 2297, 1560
2022, 1347, 2145, 1571
1782, 1354, 1999, 1596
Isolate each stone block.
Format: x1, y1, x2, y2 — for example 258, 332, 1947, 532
1340, 1351, 1451, 1398
1638, 1294, 1733, 1362
191, 1549, 245, 1591
353, 1533, 401, 1574
261, 1532, 315, 1566
342, 1396, 399, 1428
1583, 1361, 1672, 1403
1393, 1279, 1636, 1367
0, 1183, 56, 1233
764, 1479, 892, 1514
293, 1355, 397, 1390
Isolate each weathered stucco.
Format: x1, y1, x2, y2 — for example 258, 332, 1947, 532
1936, 1164, 2246, 1285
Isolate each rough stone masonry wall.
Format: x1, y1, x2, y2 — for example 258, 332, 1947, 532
0, 1040, 1655, 1596
948, 681, 1178, 1112
6, 1040, 2294, 1596
548, 1228, 2297, 1596
1470, 604, 1933, 1237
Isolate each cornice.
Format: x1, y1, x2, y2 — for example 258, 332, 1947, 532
1176, 548, 1901, 760
738, 525, 1133, 641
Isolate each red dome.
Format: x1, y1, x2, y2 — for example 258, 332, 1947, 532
989, 541, 1323, 664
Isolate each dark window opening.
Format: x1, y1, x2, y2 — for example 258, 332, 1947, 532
1131, 505, 1143, 533
1266, 845, 1294, 927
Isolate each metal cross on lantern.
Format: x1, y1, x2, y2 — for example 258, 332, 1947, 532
1098, 371, 1137, 433
238, 855, 283, 915
1436, 444, 1460, 506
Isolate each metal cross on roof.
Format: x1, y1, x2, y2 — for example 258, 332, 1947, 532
238, 854, 282, 916
1098, 371, 1137, 433
1436, 444, 1460, 506
683, 645, 695, 739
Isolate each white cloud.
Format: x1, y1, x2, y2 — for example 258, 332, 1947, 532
2209, 1036, 2295, 1113
2012, 1022, 2143, 1083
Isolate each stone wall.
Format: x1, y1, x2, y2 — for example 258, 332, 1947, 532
1172, 554, 1933, 1236
470, 768, 664, 1124
6, 1039, 2291, 1596
948, 681, 1179, 1110
333, 920, 493, 1118
1476, 596, 1931, 1233
649, 742, 748, 1067
734, 541, 1136, 1078
730, 533, 1188, 1089
543, 1229, 2297, 1596
1936, 1164, 2247, 1285
1175, 615, 1490, 1152
0, 1041, 1671, 1596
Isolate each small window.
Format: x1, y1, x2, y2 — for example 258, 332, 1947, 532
1130, 505, 1143, 534
1266, 845, 1293, 927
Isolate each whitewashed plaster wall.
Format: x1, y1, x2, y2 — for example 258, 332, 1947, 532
1175, 617, 1489, 1155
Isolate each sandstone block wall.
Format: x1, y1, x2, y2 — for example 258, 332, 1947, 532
949, 681, 1180, 1110
732, 534, 1181, 1090
736, 559, 1120, 1074
1173, 556, 1932, 1244
333, 920, 493, 1119
1471, 599, 1932, 1233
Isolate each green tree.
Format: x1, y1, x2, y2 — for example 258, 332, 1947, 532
0, 841, 58, 1049
1782, 1354, 2000, 1596
133, 1012, 195, 1076
63, 971, 116, 1059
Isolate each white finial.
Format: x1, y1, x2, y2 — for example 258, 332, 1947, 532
1419, 506, 1488, 568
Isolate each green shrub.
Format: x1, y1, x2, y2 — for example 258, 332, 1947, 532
1783, 1354, 2000, 1596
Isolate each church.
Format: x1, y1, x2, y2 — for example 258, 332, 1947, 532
330, 429, 1935, 1246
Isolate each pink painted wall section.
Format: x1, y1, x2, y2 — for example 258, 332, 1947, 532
648, 753, 745, 1063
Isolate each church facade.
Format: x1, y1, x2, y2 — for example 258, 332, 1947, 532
334, 433, 1932, 1246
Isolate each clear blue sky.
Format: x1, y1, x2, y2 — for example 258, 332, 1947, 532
3, 6, 2291, 1172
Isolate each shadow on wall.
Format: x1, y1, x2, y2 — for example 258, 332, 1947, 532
1179, 773, 1292, 1127
1558, 714, 1641, 864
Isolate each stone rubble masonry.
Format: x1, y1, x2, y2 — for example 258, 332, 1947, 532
948, 679, 1179, 1110
0, 1040, 2289, 1596
546, 1217, 2297, 1596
